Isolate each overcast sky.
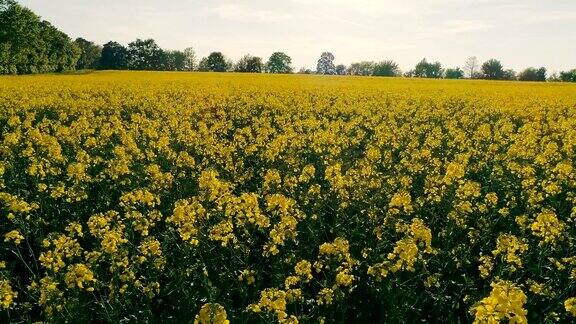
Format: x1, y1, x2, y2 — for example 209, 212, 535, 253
19, 0, 576, 72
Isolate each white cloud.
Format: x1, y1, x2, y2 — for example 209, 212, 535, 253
521, 11, 576, 24
440, 20, 492, 34
208, 3, 292, 23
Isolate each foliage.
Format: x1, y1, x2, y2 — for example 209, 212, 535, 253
0, 0, 16, 11
413, 58, 443, 78
266, 52, 292, 74
0, 1, 79, 74
518, 67, 546, 82
335, 64, 347, 75
346, 61, 399, 77
127, 39, 166, 71
445, 68, 464, 79
198, 52, 229, 72
74, 38, 102, 70
372, 60, 400, 77
481, 59, 505, 80
1, 72, 576, 323
503, 69, 517, 81
559, 69, 576, 82
165, 50, 187, 71
347, 61, 375, 76
316, 52, 336, 75
234, 55, 263, 73
100, 41, 128, 70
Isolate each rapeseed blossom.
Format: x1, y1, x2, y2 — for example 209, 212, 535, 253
1, 72, 575, 322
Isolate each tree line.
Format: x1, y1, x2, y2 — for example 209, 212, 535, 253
1, 0, 576, 82
0, 0, 80, 74
314, 55, 576, 82
99, 43, 294, 74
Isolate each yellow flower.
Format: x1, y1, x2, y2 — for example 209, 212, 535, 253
139, 237, 162, 256
4, 67, 576, 323
294, 260, 313, 281
527, 280, 553, 297
471, 280, 527, 324
316, 288, 334, 305
424, 273, 441, 288
65, 222, 83, 238
389, 190, 413, 214
478, 255, 494, 279
565, 297, 576, 317
485, 192, 498, 206
238, 269, 256, 285
530, 210, 564, 245
4, 230, 24, 245
194, 303, 230, 324
248, 289, 292, 321
0, 280, 17, 309
167, 198, 206, 245
101, 230, 128, 254
39, 235, 82, 273
335, 269, 354, 287
64, 263, 95, 290
492, 234, 528, 270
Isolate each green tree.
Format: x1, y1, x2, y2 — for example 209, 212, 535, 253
372, 60, 400, 77
166, 50, 186, 71
0, 1, 40, 73
481, 59, 505, 80
445, 67, 464, 79
266, 52, 292, 74
536, 67, 547, 81
197, 57, 208, 71
316, 52, 335, 75
348, 61, 375, 76
198, 52, 228, 72
234, 54, 263, 73
74, 38, 101, 70
0, 0, 79, 74
0, 0, 15, 11
413, 58, 443, 78
427, 62, 443, 78
335, 64, 347, 75
100, 41, 128, 70
502, 69, 516, 80
518, 67, 546, 81
127, 38, 166, 70
413, 59, 428, 77
559, 69, 576, 82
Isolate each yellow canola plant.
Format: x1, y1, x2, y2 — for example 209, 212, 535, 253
1, 71, 576, 322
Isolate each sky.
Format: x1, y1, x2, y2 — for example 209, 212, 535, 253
19, 0, 576, 73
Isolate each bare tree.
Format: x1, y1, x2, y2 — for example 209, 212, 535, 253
464, 56, 478, 79
183, 47, 197, 71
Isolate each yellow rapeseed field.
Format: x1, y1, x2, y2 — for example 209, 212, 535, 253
1, 71, 576, 323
